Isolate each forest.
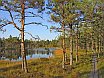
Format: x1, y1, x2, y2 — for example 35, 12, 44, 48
0, 0, 104, 78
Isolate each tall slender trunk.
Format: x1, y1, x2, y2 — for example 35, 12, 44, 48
101, 37, 103, 53
95, 40, 98, 55
70, 25, 73, 66
87, 41, 90, 51
76, 25, 78, 63
21, 1, 28, 73
62, 25, 66, 69
103, 33, 104, 54
98, 36, 100, 58
91, 33, 94, 55
85, 37, 87, 55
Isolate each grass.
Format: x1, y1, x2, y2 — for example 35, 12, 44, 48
0, 50, 104, 78
97, 56, 104, 78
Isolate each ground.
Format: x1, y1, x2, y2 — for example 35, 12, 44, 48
0, 49, 104, 78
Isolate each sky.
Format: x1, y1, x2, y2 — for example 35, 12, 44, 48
0, 1, 60, 40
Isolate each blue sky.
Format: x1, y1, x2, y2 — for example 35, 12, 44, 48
0, 1, 60, 40
0, 13, 60, 40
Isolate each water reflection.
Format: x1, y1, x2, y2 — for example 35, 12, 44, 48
0, 48, 55, 61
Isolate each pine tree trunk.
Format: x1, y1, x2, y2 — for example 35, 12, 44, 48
91, 33, 94, 55
62, 25, 66, 69
21, 30, 28, 73
95, 40, 98, 54
98, 37, 100, 58
76, 25, 78, 63
21, 1, 28, 73
85, 37, 87, 55
70, 25, 73, 66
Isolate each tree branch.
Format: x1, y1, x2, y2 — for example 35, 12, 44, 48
0, 22, 12, 28
25, 16, 41, 18
7, 9, 21, 31
0, 28, 6, 32
0, 8, 8, 11
0, 5, 21, 31
26, 12, 43, 19
25, 22, 48, 29
24, 32, 40, 40
0, 21, 21, 31
18, 32, 40, 40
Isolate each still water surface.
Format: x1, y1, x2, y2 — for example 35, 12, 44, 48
0, 48, 55, 61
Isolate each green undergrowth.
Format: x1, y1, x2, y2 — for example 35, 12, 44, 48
97, 56, 104, 78
0, 51, 104, 78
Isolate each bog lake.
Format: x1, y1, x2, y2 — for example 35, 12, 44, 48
0, 48, 56, 61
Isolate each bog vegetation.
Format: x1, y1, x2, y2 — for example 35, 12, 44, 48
0, 0, 104, 78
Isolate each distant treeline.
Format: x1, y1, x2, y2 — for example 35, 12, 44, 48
0, 35, 58, 51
